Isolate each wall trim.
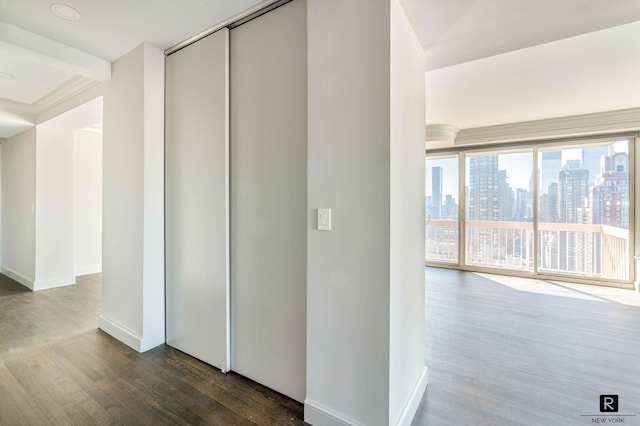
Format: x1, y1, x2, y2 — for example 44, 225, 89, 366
454, 107, 640, 147
0, 98, 33, 114
74, 264, 102, 277
34, 77, 99, 117
425, 124, 458, 147
1, 267, 35, 290
304, 399, 365, 426
394, 366, 428, 426
99, 315, 142, 352
33, 276, 76, 291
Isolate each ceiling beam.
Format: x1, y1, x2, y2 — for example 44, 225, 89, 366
0, 21, 111, 81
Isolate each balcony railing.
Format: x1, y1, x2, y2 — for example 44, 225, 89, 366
426, 219, 629, 280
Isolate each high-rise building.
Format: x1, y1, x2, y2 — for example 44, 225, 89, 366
576, 197, 594, 275
431, 166, 443, 219
558, 159, 589, 224
539, 182, 559, 270
467, 155, 499, 220
540, 182, 558, 223
592, 151, 629, 229
497, 170, 514, 221
514, 188, 530, 222
581, 146, 609, 187
443, 194, 458, 220
557, 160, 589, 272
540, 151, 561, 194
467, 155, 518, 264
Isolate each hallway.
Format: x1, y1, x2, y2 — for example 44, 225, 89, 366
0, 274, 304, 425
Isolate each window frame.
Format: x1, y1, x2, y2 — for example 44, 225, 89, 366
425, 133, 637, 289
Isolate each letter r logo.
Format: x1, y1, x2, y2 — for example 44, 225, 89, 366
600, 395, 618, 412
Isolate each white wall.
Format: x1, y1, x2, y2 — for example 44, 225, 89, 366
1, 129, 37, 288
306, 0, 392, 424
101, 43, 165, 353
0, 142, 2, 269
74, 130, 102, 276
34, 127, 75, 290
306, 1, 426, 425
141, 43, 166, 352
389, 0, 427, 424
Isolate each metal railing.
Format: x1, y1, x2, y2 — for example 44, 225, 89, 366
426, 219, 629, 280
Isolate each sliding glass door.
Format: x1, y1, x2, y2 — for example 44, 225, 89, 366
537, 140, 631, 280
465, 150, 533, 271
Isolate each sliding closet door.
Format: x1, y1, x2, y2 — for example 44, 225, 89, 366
165, 29, 230, 370
230, 0, 307, 402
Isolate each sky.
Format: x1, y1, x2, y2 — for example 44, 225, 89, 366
425, 140, 629, 198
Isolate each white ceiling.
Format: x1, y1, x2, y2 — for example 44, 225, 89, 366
0, 44, 76, 104
0, 0, 263, 62
425, 20, 640, 129
0, 0, 264, 138
2, 0, 640, 138
402, 0, 640, 70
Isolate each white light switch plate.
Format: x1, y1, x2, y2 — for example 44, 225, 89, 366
318, 208, 331, 231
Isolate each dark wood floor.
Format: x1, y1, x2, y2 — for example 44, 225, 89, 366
3, 270, 640, 425
0, 274, 304, 425
413, 267, 640, 425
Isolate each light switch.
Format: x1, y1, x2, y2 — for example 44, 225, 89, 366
318, 208, 331, 231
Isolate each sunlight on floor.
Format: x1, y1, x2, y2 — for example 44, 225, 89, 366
473, 272, 640, 306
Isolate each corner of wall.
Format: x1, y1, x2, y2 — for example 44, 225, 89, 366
142, 39, 166, 352
33, 276, 75, 291
1, 267, 35, 290
99, 314, 142, 352
304, 399, 366, 426
393, 367, 428, 426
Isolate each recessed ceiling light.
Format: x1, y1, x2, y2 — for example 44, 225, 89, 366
0, 72, 15, 80
50, 3, 80, 20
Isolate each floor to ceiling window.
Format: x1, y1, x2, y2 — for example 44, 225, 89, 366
426, 136, 635, 286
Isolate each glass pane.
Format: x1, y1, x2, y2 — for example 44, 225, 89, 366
426, 157, 459, 263
538, 140, 630, 280
465, 150, 534, 271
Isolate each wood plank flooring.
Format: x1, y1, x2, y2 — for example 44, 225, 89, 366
0, 274, 305, 425
413, 267, 640, 426
4, 269, 639, 425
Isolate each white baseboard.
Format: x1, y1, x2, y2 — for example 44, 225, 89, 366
1, 267, 35, 290
395, 366, 428, 426
74, 264, 102, 277
99, 315, 142, 352
304, 399, 365, 426
33, 276, 76, 291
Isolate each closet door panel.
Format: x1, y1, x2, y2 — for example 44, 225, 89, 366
166, 29, 230, 370
230, 0, 307, 402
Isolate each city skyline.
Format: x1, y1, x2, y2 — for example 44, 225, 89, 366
425, 140, 629, 199
426, 141, 631, 279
